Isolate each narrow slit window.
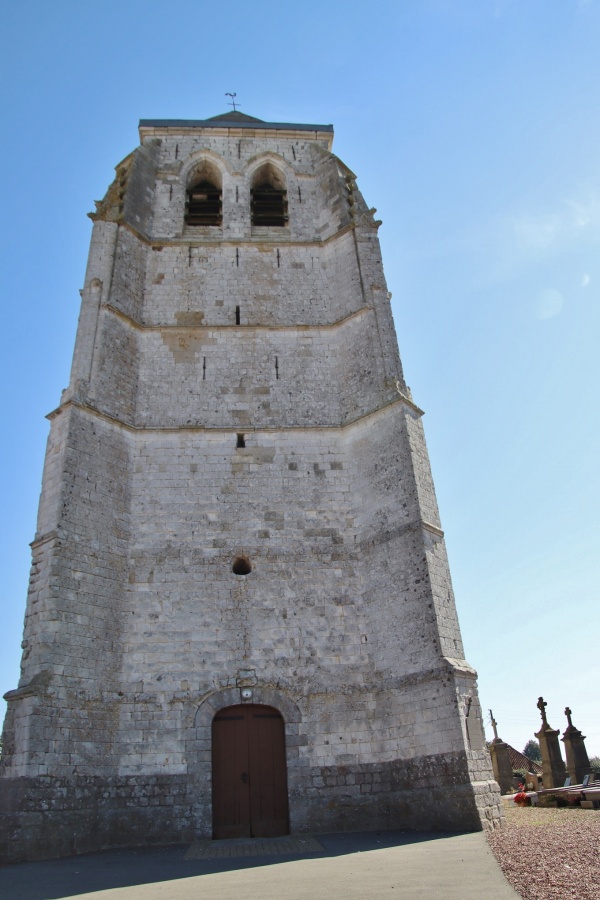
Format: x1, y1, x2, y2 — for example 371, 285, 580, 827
236, 433, 245, 448
235, 305, 240, 325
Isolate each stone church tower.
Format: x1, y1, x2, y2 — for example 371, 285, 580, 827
1, 111, 502, 861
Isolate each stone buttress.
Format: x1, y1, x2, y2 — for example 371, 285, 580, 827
0, 112, 502, 862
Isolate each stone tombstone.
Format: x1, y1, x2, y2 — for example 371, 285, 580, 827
562, 707, 592, 785
524, 772, 541, 792
489, 742, 515, 796
0, 111, 503, 863
535, 697, 567, 789
488, 710, 514, 795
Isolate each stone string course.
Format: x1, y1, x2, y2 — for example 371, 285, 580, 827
0, 115, 502, 863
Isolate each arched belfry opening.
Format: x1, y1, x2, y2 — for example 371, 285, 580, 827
185, 160, 222, 226
251, 163, 288, 226
211, 704, 289, 839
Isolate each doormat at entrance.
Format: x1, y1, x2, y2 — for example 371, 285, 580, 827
184, 835, 325, 860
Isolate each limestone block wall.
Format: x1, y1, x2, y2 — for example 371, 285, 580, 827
347, 404, 467, 678
91, 312, 139, 421
122, 138, 159, 237
68, 222, 119, 395
109, 405, 483, 772
2, 408, 131, 779
150, 146, 326, 245
139, 233, 364, 330
109, 227, 149, 321
132, 313, 386, 430
122, 428, 361, 692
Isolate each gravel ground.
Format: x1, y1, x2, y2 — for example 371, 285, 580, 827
487, 805, 600, 900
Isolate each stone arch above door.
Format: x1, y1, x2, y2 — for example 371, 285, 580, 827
193, 686, 302, 730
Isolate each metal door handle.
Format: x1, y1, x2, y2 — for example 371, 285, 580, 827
241, 772, 248, 783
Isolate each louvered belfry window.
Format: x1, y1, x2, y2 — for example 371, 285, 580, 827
251, 184, 288, 227
185, 180, 222, 226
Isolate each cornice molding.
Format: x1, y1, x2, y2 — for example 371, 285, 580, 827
46, 392, 424, 434
102, 303, 373, 333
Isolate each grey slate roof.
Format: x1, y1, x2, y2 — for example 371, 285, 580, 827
139, 111, 333, 132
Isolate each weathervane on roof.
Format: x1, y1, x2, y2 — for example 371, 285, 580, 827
225, 92, 239, 112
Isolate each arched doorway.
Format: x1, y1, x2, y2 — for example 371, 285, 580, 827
212, 704, 289, 839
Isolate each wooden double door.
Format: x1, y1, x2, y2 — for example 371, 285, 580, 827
212, 704, 289, 839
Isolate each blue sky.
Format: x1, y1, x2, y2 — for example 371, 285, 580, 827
1, 0, 598, 757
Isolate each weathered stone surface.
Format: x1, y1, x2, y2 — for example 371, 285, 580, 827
535, 697, 567, 789
0, 114, 502, 863
489, 740, 514, 795
562, 707, 592, 785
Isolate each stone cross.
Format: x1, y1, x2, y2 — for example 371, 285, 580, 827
489, 709, 499, 741
537, 696, 548, 726
488, 712, 513, 794
536, 697, 567, 788
562, 706, 591, 783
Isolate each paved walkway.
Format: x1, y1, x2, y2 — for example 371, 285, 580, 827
1, 830, 520, 900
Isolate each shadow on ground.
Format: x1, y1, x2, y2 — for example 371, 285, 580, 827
1, 830, 462, 900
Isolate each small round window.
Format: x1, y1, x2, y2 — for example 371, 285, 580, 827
232, 557, 252, 576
